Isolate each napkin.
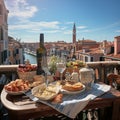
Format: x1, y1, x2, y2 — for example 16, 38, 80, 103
25, 83, 111, 119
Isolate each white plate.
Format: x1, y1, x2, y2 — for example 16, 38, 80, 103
5, 89, 29, 95
61, 85, 86, 94
31, 83, 60, 101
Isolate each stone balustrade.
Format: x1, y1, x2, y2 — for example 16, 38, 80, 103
0, 61, 120, 85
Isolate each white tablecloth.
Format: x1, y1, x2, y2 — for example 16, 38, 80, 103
25, 83, 111, 119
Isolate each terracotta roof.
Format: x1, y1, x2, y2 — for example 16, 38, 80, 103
78, 39, 96, 42
114, 36, 120, 38
76, 47, 103, 55
105, 54, 120, 59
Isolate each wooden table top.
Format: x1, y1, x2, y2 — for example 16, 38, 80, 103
1, 83, 120, 120
1, 85, 120, 112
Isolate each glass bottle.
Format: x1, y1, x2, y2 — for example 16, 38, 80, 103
65, 72, 71, 81
71, 70, 79, 82
79, 66, 94, 89
36, 33, 47, 75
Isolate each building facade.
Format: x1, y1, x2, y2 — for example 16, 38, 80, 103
8, 37, 24, 64
114, 36, 120, 55
103, 36, 120, 61
0, 0, 9, 64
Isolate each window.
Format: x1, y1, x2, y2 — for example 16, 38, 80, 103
16, 49, 19, 54
5, 14, 7, 23
8, 51, 11, 56
91, 57, 93, 62
100, 57, 104, 61
85, 56, 88, 62
16, 60, 20, 64
1, 50, 8, 63
0, 26, 1, 40
0, 27, 3, 40
0, 4, 3, 15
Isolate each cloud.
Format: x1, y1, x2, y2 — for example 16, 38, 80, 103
63, 30, 72, 34
28, 29, 61, 34
9, 21, 60, 31
116, 30, 120, 32
77, 21, 120, 34
37, 21, 60, 29
77, 26, 87, 29
79, 29, 92, 33
8, 19, 73, 37
65, 22, 74, 24
91, 21, 120, 32
5, 0, 38, 18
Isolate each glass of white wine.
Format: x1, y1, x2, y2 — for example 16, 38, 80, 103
56, 57, 66, 81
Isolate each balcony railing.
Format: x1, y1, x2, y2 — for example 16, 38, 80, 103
0, 61, 120, 120
0, 61, 120, 84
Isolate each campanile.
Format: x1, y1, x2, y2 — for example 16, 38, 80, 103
73, 23, 76, 43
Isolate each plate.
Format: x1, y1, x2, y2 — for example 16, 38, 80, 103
4, 79, 30, 95
5, 89, 29, 95
31, 83, 60, 101
61, 85, 86, 94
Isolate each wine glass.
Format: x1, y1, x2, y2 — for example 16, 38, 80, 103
56, 57, 66, 81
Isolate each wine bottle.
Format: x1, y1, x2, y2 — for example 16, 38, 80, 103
36, 33, 47, 75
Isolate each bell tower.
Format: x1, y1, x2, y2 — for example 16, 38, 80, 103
73, 23, 76, 43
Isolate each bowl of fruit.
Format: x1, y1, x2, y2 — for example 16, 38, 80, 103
65, 60, 86, 73
17, 63, 37, 81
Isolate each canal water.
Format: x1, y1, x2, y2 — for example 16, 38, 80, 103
24, 52, 37, 64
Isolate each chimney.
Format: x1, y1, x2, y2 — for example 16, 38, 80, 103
114, 36, 120, 55
103, 40, 107, 48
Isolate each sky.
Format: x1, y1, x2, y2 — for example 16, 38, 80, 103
5, 0, 120, 43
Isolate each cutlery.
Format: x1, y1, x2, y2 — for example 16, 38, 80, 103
13, 101, 36, 106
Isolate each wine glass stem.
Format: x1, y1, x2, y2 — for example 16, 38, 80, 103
60, 73, 62, 81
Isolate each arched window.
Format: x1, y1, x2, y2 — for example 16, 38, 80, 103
0, 4, 3, 15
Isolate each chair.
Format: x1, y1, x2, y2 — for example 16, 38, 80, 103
107, 73, 120, 90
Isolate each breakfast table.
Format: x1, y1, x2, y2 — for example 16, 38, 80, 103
1, 82, 120, 120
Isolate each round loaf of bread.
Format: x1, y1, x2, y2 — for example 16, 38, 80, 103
62, 82, 83, 91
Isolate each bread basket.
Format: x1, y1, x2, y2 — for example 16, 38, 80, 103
17, 71, 36, 81
17, 62, 37, 81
